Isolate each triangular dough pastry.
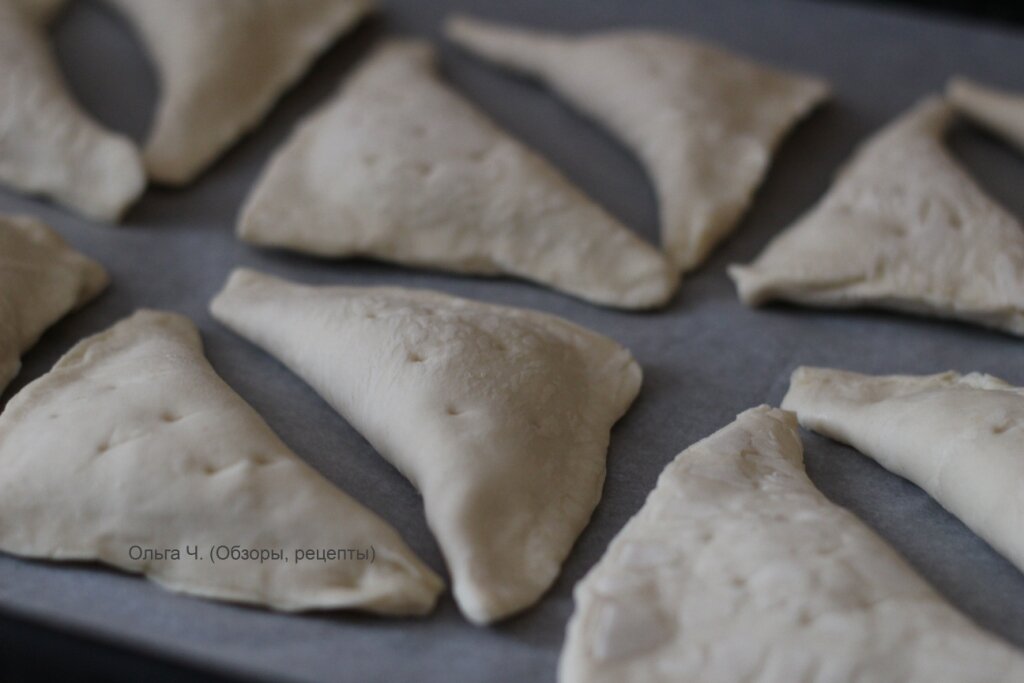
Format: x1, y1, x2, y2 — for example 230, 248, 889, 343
1, 215, 108, 394
948, 77, 1024, 154
106, 0, 373, 185
729, 98, 1024, 335
0, 310, 443, 615
560, 406, 1024, 683
210, 269, 643, 623
446, 16, 829, 273
238, 40, 677, 310
0, 0, 145, 221
783, 366, 1024, 575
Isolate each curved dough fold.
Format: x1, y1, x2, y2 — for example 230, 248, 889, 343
948, 77, 1024, 154
210, 269, 643, 623
0, 310, 443, 615
560, 406, 1024, 683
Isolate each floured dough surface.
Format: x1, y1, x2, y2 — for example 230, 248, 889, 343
238, 40, 676, 310
0, 310, 443, 615
783, 366, 1024, 574
729, 97, 1024, 335
560, 406, 1024, 683
0, 215, 108, 394
211, 269, 643, 623
948, 77, 1024, 154
446, 16, 829, 273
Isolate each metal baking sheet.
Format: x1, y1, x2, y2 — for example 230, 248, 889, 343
1, 0, 1022, 680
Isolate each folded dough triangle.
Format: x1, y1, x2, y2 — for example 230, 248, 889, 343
948, 77, 1024, 154
0, 310, 443, 614
106, 0, 373, 185
210, 269, 643, 623
783, 366, 1024, 576
446, 16, 829, 274
0, 215, 108, 394
560, 406, 1024, 683
238, 40, 677, 310
729, 98, 1024, 335
0, 0, 145, 221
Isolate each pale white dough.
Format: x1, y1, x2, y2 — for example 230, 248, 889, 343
446, 15, 829, 273
948, 77, 1024, 154
238, 40, 677, 310
784, 366, 1024, 575
210, 269, 643, 624
0, 310, 443, 615
106, 0, 373, 185
0, 215, 108, 394
729, 97, 1024, 335
0, 0, 145, 221
559, 406, 1024, 683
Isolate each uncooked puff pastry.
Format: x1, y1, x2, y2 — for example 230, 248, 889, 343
446, 16, 829, 274
0, 215, 108, 395
0, 0, 145, 221
106, 0, 373, 185
783, 366, 1024, 575
729, 97, 1024, 335
238, 40, 677, 310
560, 406, 1024, 683
0, 310, 443, 615
210, 269, 643, 624
948, 77, 1024, 154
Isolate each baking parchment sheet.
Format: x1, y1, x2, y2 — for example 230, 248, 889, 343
1, 0, 1022, 681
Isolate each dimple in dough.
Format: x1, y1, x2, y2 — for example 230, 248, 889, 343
0, 215, 108, 395
0, 0, 145, 221
783, 366, 1024, 576
729, 97, 1024, 336
237, 40, 677, 311
948, 77, 1024, 155
106, 0, 373, 185
446, 15, 829, 274
0, 310, 443, 615
559, 406, 1024, 683
210, 269, 644, 624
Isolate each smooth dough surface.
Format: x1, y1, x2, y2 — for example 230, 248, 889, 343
0, 215, 108, 394
106, 0, 373, 185
948, 77, 1024, 154
560, 406, 1024, 683
210, 269, 643, 624
729, 97, 1024, 335
783, 366, 1024, 575
446, 15, 829, 273
0, 310, 443, 614
238, 40, 677, 310
0, 0, 145, 221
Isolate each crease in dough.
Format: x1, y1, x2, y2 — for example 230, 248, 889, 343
0, 214, 108, 395
0, 0, 145, 221
210, 269, 643, 624
783, 365, 1024, 575
445, 15, 830, 274
560, 406, 1024, 683
0, 310, 443, 615
729, 97, 1024, 336
105, 0, 374, 185
947, 77, 1024, 155
237, 40, 677, 310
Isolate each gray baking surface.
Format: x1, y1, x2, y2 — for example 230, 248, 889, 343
1, 0, 1023, 681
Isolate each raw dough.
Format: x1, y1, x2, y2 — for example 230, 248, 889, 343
0, 215, 108, 395
238, 40, 677, 310
0, 310, 443, 615
560, 406, 1024, 683
783, 366, 1024, 575
0, 0, 145, 221
210, 269, 643, 624
729, 97, 1024, 335
948, 77, 1024, 154
446, 15, 829, 273
106, 0, 373, 185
